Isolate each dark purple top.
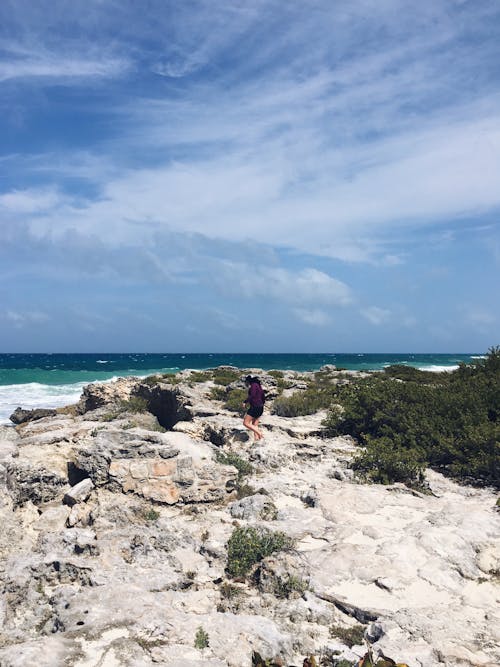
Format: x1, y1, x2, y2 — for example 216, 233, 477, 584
245, 382, 265, 408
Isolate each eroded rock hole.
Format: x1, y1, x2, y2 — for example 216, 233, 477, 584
67, 462, 89, 486
139, 388, 192, 430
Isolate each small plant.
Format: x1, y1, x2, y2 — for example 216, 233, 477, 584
236, 483, 258, 499
209, 386, 227, 401
216, 450, 253, 479
144, 507, 160, 522
101, 411, 118, 422
226, 526, 292, 577
272, 574, 308, 598
220, 581, 241, 599
211, 368, 242, 385
122, 421, 136, 430
185, 570, 196, 580
142, 375, 161, 386
190, 371, 214, 383
223, 388, 248, 413
271, 388, 333, 417
330, 624, 365, 648
118, 396, 149, 413
194, 626, 209, 649
201, 530, 209, 542
358, 651, 409, 666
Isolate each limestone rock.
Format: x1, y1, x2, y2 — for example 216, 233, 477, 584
63, 478, 94, 506
0, 367, 499, 667
9, 407, 57, 425
6, 462, 67, 506
230, 494, 278, 521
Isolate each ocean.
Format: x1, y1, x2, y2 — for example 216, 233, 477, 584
0, 352, 484, 423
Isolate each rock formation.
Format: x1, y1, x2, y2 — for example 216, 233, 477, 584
0, 369, 498, 667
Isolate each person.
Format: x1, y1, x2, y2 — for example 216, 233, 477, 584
242, 375, 265, 441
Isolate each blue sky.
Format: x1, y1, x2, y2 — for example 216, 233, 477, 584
0, 0, 499, 352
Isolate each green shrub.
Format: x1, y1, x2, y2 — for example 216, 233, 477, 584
223, 388, 248, 413
220, 581, 241, 599
226, 526, 292, 577
194, 626, 209, 649
215, 450, 253, 479
189, 370, 213, 383
324, 347, 500, 489
209, 386, 227, 401
189, 368, 241, 385
119, 396, 149, 413
272, 388, 333, 417
144, 507, 160, 522
329, 624, 365, 648
271, 574, 308, 598
382, 364, 449, 384
352, 437, 426, 487
211, 368, 242, 385
142, 375, 162, 386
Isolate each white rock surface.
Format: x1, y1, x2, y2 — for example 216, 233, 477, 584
0, 370, 498, 667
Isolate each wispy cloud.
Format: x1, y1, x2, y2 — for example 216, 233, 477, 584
0, 1, 498, 351
294, 308, 331, 327
5, 310, 50, 327
361, 306, 392, 326
0, 54, 128, 82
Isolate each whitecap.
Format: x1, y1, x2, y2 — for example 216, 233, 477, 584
417, 365, 459, 373
471, 355, 486, 359
0, 375, 124, 424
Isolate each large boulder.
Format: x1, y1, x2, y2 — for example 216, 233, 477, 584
9, 407, 57, 425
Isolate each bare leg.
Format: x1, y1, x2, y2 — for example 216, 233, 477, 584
243, 414, 262, 440
252, 417, 263, 440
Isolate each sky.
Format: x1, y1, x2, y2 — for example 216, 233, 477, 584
0, 0, 499, 353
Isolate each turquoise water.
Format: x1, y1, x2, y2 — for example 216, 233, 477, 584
0, 352, 484, 422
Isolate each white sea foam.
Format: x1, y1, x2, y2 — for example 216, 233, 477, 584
471, 355, 486, 359
0, 376, 128, 424
0, 382, 86, 423
417, 365, 459, 373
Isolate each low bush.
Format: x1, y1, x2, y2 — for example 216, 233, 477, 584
209, 386, 227, 401
223, 388, 248, 413
324, 347, 500, 489
226, 526, 292, 577
194, 626, 209, 649
271, 573, 308, 598
118, 396, 149, 413
215, 450, 253, 479
329, 624, 365, 648
272, 388, 334, 417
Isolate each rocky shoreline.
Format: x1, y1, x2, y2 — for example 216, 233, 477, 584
0, 368, 498, 667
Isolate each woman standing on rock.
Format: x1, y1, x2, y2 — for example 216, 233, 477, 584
243, 375, 265, 441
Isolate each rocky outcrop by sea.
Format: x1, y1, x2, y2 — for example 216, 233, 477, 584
0, 369, 498, 667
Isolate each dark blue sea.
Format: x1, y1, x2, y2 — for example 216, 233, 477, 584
0, 352, 484, 422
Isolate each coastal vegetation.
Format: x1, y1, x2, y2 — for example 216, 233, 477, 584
226, 526, 292, 577
271, 387, 333, 417
325, 347, 500, 489
215, 450, 254, 479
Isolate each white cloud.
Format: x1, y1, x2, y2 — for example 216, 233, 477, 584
215, 264, 352, 307
293, 308, 330, 326
5, 310, 50, 327
361, 306, 391, 325
0, 56, 128, 82
2, 0, 500, 268
0, 188, 62, 213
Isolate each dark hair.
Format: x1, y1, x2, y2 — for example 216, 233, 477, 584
244, 375, 260, 384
